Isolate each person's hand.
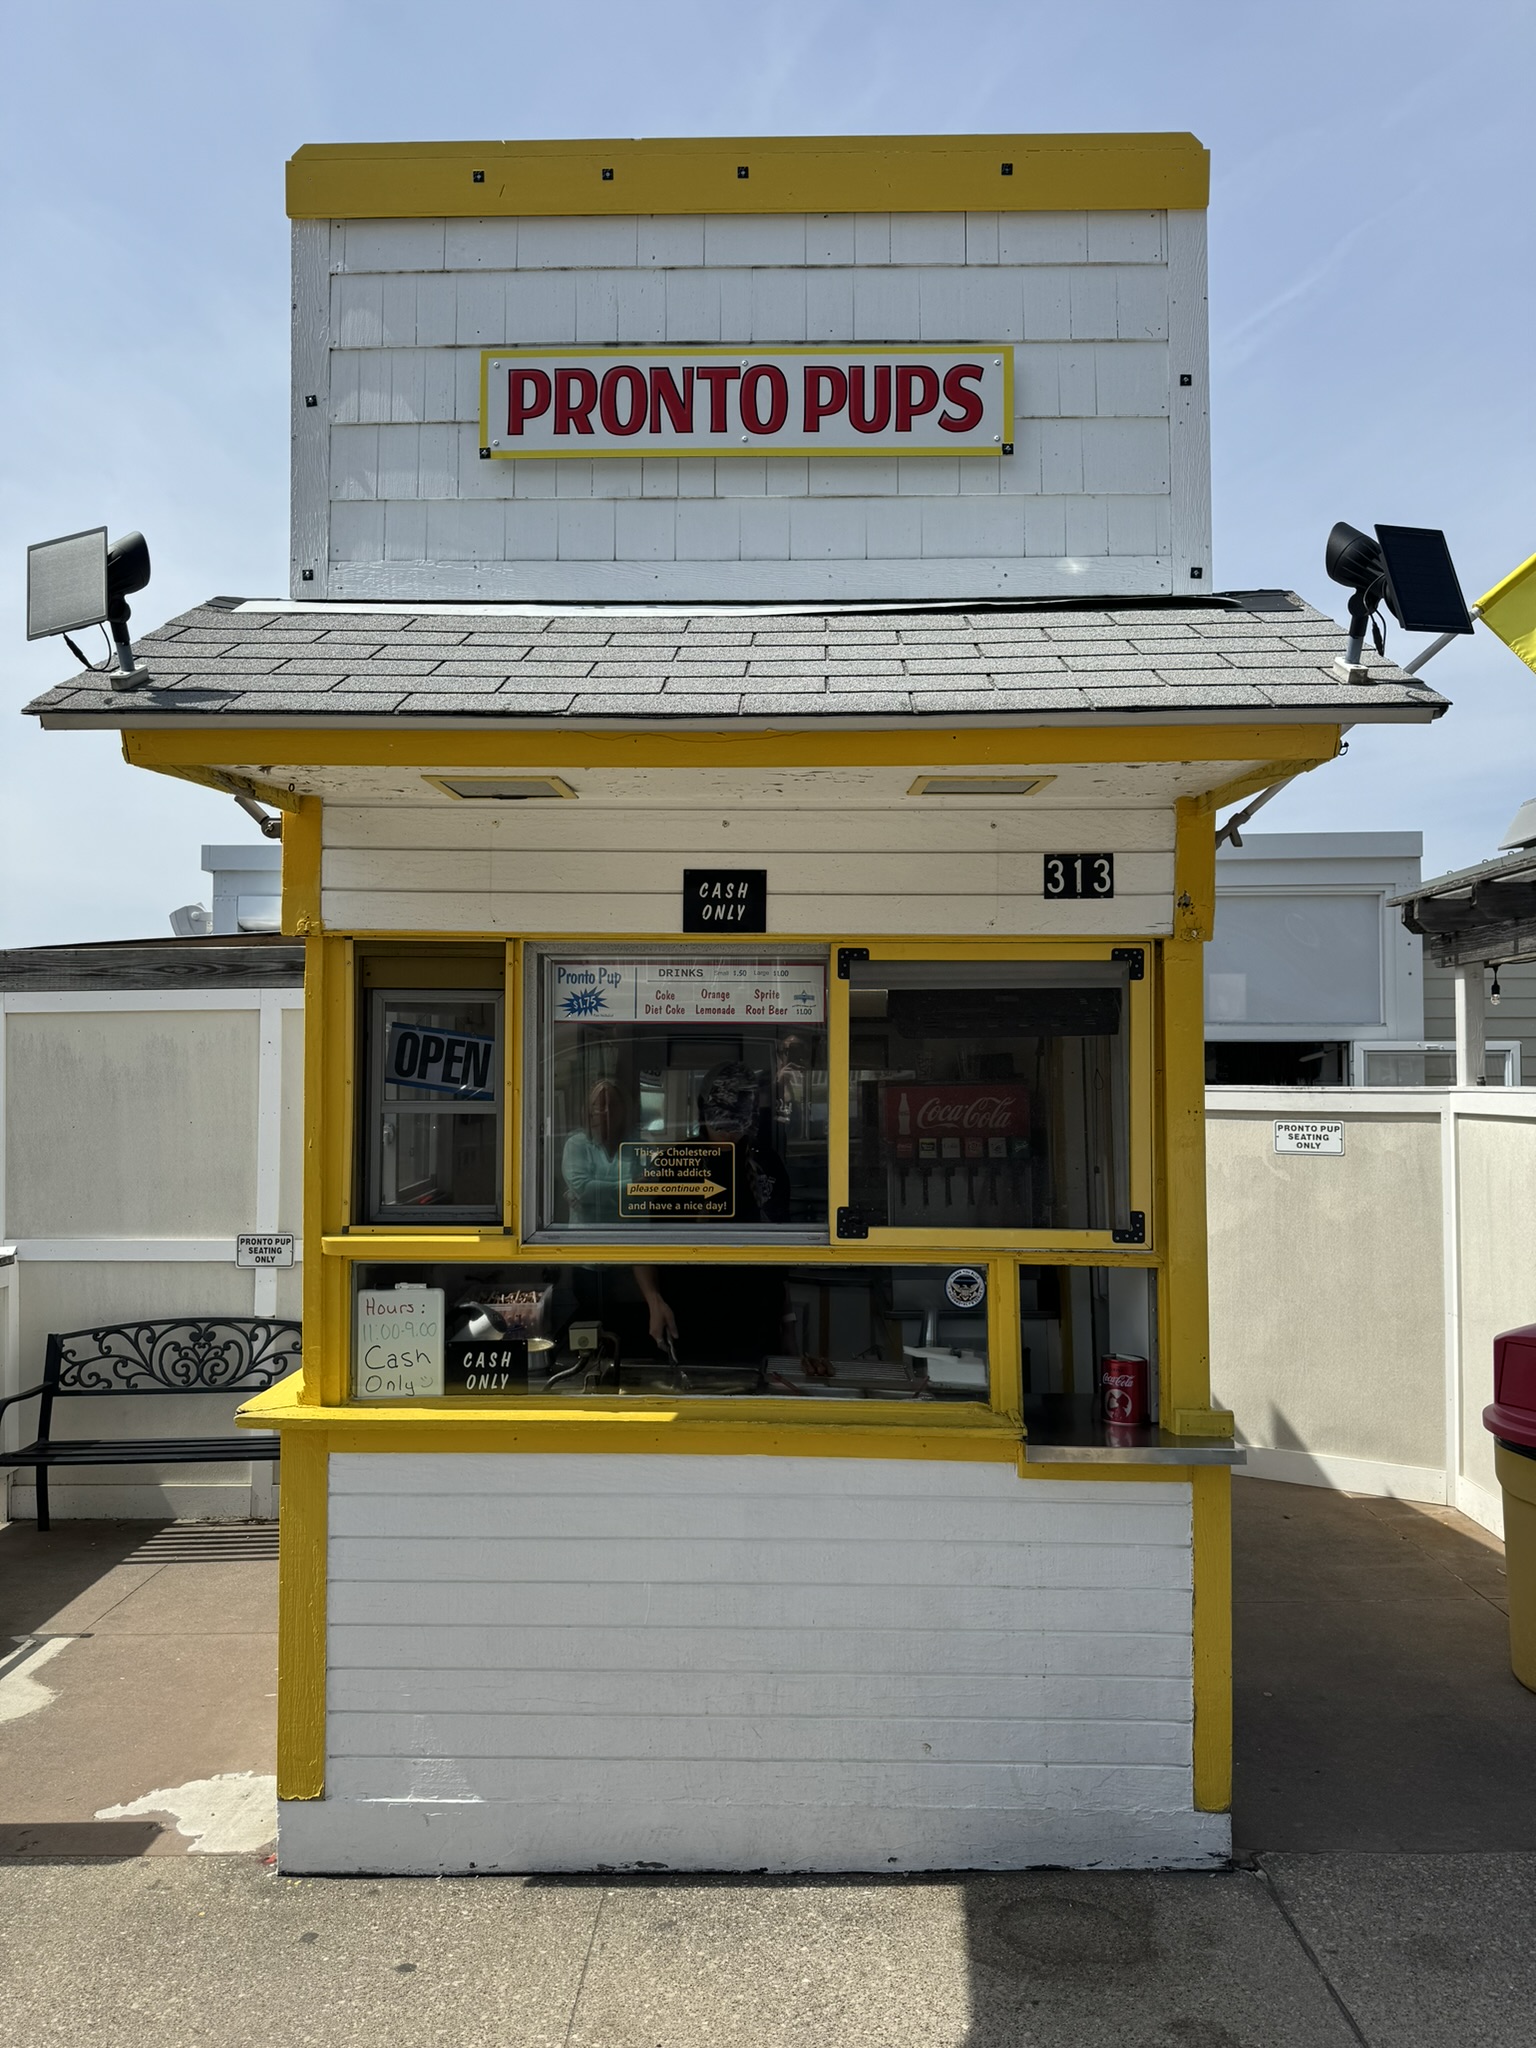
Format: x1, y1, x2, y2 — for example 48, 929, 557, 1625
646, 1294, 678, 1346
802, 1353, 834, 1379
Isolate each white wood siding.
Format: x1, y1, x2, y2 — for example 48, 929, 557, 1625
279, 1453, 1224, 1874
319, 801, 1177, 936
297, 211, 1208, 605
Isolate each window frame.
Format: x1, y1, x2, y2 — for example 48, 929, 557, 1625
831, 938, 1157, 1254
362, 984, 506, 1226
520, 939, 835, 1249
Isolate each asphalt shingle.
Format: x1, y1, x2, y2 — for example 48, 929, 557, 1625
23, 594, 1449, 725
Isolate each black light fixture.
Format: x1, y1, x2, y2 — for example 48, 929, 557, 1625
25, 525, 154, 688
1325, 521, 1474, 681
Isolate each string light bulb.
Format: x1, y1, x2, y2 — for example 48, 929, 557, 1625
1490, 970, 1502, 1007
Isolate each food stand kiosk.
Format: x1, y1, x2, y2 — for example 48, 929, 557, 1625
27, 131, 1447, 1872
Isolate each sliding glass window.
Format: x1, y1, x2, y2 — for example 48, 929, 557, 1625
847, 957, 1133, 1233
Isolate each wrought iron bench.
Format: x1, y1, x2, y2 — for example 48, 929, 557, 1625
0, 1318, 301, 1530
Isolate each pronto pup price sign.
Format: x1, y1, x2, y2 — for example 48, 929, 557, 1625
481, 347, 1012, 459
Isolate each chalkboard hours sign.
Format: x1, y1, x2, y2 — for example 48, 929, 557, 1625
1043, 853, 1115, 899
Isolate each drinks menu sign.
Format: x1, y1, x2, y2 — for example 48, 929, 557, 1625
550, 957, 825, 1025
481, 347, 1012, 459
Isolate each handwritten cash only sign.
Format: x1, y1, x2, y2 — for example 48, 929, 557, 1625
550, 956, 825, 1025
481, 348, 1012, 459
354, 1287, 445, 1399
620, 1141, 735, 1220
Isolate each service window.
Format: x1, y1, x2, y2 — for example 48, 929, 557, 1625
847, 958, 1133, 1232
1019, 1263, 1159, 1443
363, 989, 503, 1223
530, 951, 829, 1238
352, 1259, 989, 1403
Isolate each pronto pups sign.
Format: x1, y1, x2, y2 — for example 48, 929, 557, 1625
480, 347, 1012, 458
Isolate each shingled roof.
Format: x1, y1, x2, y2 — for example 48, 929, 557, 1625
25, 591, 1449, 725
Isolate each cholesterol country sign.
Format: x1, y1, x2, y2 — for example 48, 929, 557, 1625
480, 346, 1012, 459
619, 1141, 736, 1219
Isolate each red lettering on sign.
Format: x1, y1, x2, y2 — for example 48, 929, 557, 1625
939, 363, 985, 433
506, 368, 551, 436
803, 365, 848, 433
650, 365, 694, 433
848, 363, 891, 434
896, 363, 941, 433
554, 367, 598, 436
741, 363, 789, 435
598, 365, 648, 437
696, 364, 742, 433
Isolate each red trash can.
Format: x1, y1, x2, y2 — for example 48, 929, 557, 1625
1483, 1322, 1536, 1692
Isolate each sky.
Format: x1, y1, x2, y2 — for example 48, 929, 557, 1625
2, 0, 1533, 946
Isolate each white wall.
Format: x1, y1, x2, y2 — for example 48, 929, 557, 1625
1208, 1088, 1536, 1535
279, 1451, 1225, 1875
296, 209, 1210, 604
0, 990, 303, 1520
320, 785, 1178, 938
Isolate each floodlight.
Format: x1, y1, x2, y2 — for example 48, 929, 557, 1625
1324, 519, 1472, 680
23, 524, 154, 688
27, 527, 107, 640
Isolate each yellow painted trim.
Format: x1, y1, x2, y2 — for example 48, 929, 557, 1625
298, 937, 327, 1406
1203, 755, 1336, 815
1191, 1465, 1232, 1811
323, 1231, 1159, 1268
122, 724, 1343, 777
479, 345, 1014, 461
827, 962, 851, 1222
989, 1257, 1023, 1427
274, 1425, 327, 1800
505, 940, 523, 1239
288, 132, 1209, 221
1159, 955, 1210, 1425
281, 796, 322, 937
117, 750, 308, 816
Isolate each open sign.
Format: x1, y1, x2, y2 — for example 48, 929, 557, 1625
385, 1023, 496, 1099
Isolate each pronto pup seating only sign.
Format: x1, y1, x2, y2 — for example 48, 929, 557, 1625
481, 347, 1012, 458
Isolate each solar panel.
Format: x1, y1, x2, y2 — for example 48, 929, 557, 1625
1375, 525, 1475, 636
26, 527, 108, 640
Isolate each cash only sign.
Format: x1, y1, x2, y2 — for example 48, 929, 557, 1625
481, 347, 1013, 459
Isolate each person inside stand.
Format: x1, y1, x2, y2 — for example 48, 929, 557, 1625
635, 1061, 817, 1376
561, 1078, 629, 1225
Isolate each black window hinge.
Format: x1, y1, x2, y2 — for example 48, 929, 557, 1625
836, 1207, 869, 1240
837, 947, 870, 979
1112, 1211, 1147, 1245
1111, 947, 1145, 980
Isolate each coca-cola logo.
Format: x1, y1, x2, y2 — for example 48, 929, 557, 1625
916, 1096, 1018, 1132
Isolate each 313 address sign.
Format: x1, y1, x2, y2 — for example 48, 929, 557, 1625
1043, 853, 1115, 899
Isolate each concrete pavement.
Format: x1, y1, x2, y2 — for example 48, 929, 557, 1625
1, 1482, 1534, 2045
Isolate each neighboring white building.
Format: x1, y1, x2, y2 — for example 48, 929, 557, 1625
203, 844, 282, 935
1207, 830, 1526, 1086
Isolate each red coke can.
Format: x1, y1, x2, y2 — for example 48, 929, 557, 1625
1100, 1354, 1149, 1428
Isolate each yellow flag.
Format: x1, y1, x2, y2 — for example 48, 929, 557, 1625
1478, 551, 1536, 673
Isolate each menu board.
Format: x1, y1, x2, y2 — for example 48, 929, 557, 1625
354, 1286, 444, 1399
618, 1140, 736, 1219
550, 957, 825, 1025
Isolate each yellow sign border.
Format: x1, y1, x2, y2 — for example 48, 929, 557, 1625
477, 344, 1015, 462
